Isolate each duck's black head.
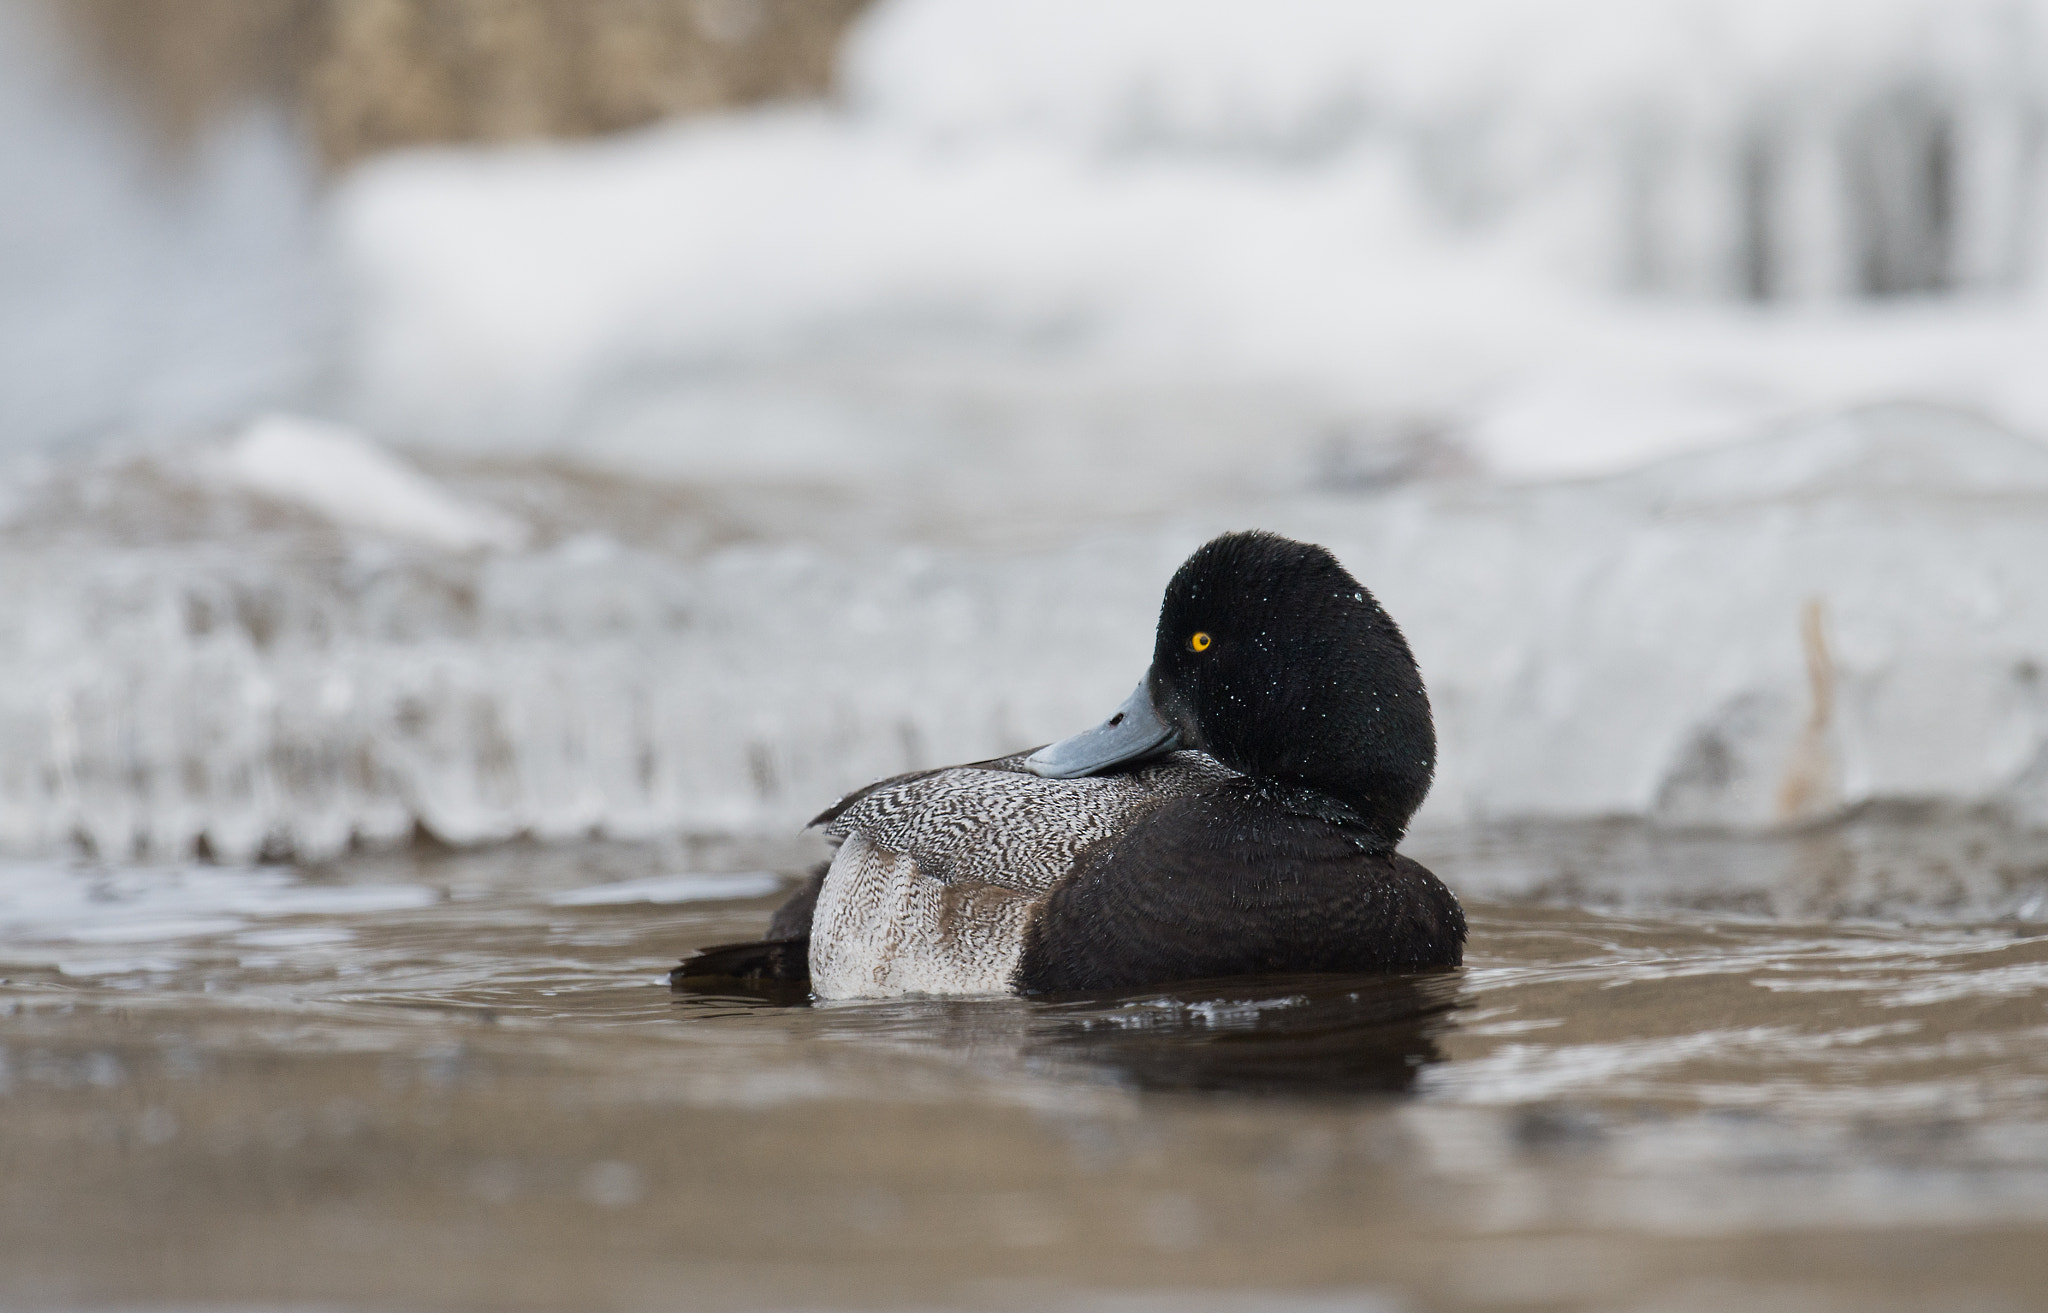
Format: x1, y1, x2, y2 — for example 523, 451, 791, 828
1027, 531, 1435, 850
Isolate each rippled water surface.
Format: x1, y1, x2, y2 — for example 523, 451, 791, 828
4, 836, 2047, 1312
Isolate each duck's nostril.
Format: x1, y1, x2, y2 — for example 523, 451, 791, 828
1107, 712, 1125, 726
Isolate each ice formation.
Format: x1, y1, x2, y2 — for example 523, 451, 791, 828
3, 403, 2046, 877
851, 0, 2048, 300
220, 414, 529, 552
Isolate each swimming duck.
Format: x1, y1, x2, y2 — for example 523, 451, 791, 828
674, 530, 1464, 998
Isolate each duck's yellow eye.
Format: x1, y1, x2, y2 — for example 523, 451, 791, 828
1189, 631, 1213, 652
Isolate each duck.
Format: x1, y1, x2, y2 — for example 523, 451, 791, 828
673, 530, 1465, 999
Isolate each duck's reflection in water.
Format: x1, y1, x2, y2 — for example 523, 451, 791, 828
671, 970, 1462, 1098
1025, 972, 1460, 1096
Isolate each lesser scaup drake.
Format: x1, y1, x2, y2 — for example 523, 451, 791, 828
674, 530, 1465, 998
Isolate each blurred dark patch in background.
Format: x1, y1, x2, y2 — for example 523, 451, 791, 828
52, 0, 871, 167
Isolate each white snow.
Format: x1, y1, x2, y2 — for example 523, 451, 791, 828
326, 0, 2048, 486
9, 0, 2048, 483
219, 413, 528, 551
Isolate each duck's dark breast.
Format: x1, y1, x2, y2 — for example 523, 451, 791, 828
1013, 785, 1466, 995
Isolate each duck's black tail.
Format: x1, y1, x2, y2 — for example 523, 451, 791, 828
669, 860, 823, 992
669, 938, 811, 987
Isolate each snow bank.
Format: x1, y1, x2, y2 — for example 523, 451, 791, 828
10, 0, 2048, 480
331, 0, 2048, 485
4, 404, 2046, 873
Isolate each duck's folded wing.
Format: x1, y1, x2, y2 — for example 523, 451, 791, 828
820, 753, 1226, 894
809, 754, 1232, 997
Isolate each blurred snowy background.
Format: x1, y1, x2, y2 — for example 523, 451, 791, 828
6, 0, 2048, 903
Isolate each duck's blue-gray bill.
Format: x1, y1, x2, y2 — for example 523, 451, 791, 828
1024, 678, 1179, 779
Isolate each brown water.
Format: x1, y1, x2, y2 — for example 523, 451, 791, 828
4, 838, 2047, 1313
